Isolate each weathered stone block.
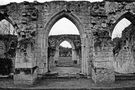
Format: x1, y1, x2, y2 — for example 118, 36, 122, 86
2, 0, 135, 85
14, 80, 34, 85
94, 56, 113, 62
38, 68, 45, 74
15, 62, 36, 68
14, 67, 38, 85
92, 68, 115, 83
94, 61, 114, 69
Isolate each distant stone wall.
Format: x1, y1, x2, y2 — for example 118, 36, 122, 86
48, 35, 81, 49
48, 35, 81, 67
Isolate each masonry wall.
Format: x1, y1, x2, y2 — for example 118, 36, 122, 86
1, 0, 135, 84
48, 35, 81, 66
113, 45, 135, 73
34, 1, 92, 75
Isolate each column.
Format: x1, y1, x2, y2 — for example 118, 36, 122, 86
92, 36, 115, 83
14, 45, 37, 85
54, 49, 59, 65
72, 49, 77, 64
81, 35, 88, 75
14, 5, 38, 85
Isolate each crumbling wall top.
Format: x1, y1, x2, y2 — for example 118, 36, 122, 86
104, 0, 135, 2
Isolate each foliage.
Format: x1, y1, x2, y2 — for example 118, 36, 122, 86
59, 46, 72, 57
0, 58, 12, 75
0, 34, 17, 58
112, 37, 122, 56
18, 37, 35, 53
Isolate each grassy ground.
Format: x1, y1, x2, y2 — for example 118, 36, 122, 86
1, 78, 135, 90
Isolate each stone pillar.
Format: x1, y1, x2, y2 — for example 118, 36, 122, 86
92, 31, 115, 83
54, 49, 59, 64
0, 41, 6, 58
14, 45, 37, 85
14, 4, 38, 85
81, 38, 85, 74
81, 35, 88, 75
72, 49, 77, 64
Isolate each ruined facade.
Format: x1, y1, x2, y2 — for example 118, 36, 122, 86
48, 34, 81, 69
0, 0, 135, 85
48, 35, 81, 62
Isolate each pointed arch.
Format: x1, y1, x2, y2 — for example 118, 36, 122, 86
60, 40, 72, 48
112, 18, 131, 39
49, 17, 79, 35
44, 10, 84, 37
41, 10, 88, 75
56, 38, 75, 51
0, 13, 18, 35
0, 13, 18, 29
111, 12, 135, 37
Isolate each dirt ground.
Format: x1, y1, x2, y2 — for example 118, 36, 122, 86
0, 78, 135, 90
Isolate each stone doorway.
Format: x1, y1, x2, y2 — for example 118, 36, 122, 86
43, 10, 89, 77
49, 39, 81, 77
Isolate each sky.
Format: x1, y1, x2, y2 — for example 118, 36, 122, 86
0, 0, 130, 48
112, 18, 131, 39
49, 18, 79, 48
60, 41, 72, 48
49, 18, 79, 35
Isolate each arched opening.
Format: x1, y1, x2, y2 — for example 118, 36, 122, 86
49, 17, 79, 35
42, 10, 88, 76
49, 40, 80, 76
0, 17, 17, 76
60, 41, 72, 48
47, 16, 81, 76
59, 41, 72, 60
111, 12, 135, 38
112, 18, 131, 39
112, 12, 135, 74
0, 19, 17, 35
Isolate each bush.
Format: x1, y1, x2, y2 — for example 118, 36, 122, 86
0, 58, 12, 75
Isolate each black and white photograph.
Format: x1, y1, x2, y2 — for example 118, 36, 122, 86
0, 0, 134, 89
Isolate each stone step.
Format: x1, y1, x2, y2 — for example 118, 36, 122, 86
2, 86, 135, 90
41, 73, 87, 79
115, 73, 135, 81
1, 87, 135, 90
0, 87, 135, 90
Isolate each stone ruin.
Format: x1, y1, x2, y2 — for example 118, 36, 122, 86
48, 34, 81, 65
0, 0, 135, 85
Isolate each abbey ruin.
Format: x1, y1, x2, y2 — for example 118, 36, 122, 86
0, 0, 135, 85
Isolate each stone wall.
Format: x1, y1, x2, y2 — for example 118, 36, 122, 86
48, 35, 81, 66
48, 35, 81, 49
113, 42, 135, 73
113, 24, 135, 74
92, 30, 115, 83
0, 0, 135, 84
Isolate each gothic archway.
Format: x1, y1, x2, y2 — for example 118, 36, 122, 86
50, 39, 80, 75
0, 13, 18, 76
54, 39, 76, 63
42, 10, 88, 75
111, 12, 135, 37
111, 12, 135, 74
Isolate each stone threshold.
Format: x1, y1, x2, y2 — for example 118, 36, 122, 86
1, 86, 135, 90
